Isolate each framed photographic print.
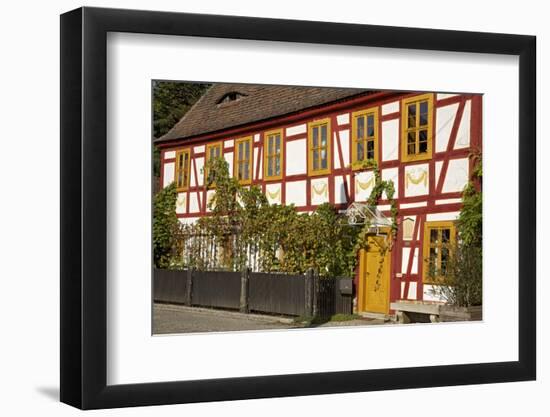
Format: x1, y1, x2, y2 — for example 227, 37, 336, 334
60, 6, 536, 410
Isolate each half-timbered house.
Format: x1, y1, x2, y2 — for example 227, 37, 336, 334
155, 84, 482, 316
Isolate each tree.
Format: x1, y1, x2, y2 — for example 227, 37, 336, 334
152, 182, 183, 269
152, 82, 211, 178
153, 81, 211, 138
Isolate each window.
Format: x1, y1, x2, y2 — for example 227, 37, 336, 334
204, 142, 223, 185
234, 136, 253, 184
308, 119, 331, 176
352, 108, 378, 168
263, 129, 283, 180
423, 221, 456, 283
175, 149, 191, 191
217, 92, 246, 104
401, 93, 433, 162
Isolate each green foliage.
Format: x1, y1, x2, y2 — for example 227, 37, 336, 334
152, 82, 211, 178
184, 157, 360, 276
153, 81, 211, 138
152, 182, 183, 269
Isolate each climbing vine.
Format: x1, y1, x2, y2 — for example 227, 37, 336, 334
352, 159, 399, 291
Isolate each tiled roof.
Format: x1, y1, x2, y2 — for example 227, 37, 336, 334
158, 83, 373, 142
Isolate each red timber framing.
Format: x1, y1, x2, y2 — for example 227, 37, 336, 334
156, 91, 482, 309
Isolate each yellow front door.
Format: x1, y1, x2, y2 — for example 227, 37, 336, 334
358, 235, 391, 314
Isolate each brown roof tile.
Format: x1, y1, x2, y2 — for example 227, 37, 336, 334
158, 83, 373, 142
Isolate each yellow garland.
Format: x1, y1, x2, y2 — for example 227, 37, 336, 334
355, 176, 374, 191
311, 182, 328, 197
176, 195, 186, 207
405, 170, 427, 188
266, 188, 281, 201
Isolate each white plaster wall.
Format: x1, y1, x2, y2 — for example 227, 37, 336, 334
224, 139, 234, 148
454, 99, 471, 149
162, 162, 175, 187
286, 123, 306, 136
436, 93, 459, 100
442, 157, 469, 193
408, 282, 417, 300
253, 147, 261, 180
189, 192, 200, 214
338, 129, 350, 167
400, 201, 427, 209
265, 183, 282, 204
381, 167, 399, 199
354, 170, 375, 201
193, 157, 204, 187
381, 119, 399, 161
285, 139, 307, 176
285, 180, 307, 207
334, 132, 341, 169
426, 211, 460, 222
310, 177, 329, 205
194, 145, 205, 153
254, 133, 260, 143
334, 175, 349, 204
404, 163, 429, 197
175, 193, 187, 214
435, 102, 458, 153
224, 152, 233, 177
401, 247, 418, 274
337, 113, 349, 125
164, 150, 176, 159
436, 198, 462, 205
382, 101, 399, 115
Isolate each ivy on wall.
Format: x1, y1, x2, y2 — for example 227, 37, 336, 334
156, 157, 398, 278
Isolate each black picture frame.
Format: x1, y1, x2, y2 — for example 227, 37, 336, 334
60, 6, 536, 410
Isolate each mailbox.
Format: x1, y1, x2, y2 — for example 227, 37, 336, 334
339, 279, 353, 295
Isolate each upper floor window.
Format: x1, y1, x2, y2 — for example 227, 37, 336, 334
423, 221, 456, 283
175, 149, 191, 191
401, 93, 433, 162
234, 136, 253, 184
352, 108, 378, 169
264, 129, 283, 180
308, 119, 331, 176
204, 142, 223, 185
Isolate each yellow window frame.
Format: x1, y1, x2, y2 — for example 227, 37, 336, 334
204, 141, 223, 186
401, 93, 434, 162
351, 107, 379, 169
234, 136, 253, 185
307, 118, 331, 176
422, 221, 456, 284
174, 149, 191, 191
263, 129, 284, 181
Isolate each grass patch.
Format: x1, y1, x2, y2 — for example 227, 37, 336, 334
293, 313, 362, 326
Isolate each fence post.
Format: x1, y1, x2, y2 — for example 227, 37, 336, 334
240, 267, 250, 313
305, 269, 314, 317
186, 268, 193, 306
312, 270, 319, 317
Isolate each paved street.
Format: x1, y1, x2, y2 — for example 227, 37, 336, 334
153, 303, 383, 334
153, 303, 300, 334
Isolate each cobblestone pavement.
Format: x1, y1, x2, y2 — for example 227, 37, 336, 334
153, 303, 385, 334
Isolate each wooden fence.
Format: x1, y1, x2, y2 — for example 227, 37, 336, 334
154, 269, 353, 318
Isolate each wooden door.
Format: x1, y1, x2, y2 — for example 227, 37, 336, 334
358, 235, 390, 314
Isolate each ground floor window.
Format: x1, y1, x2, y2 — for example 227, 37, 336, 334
423, 221, 456, 283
